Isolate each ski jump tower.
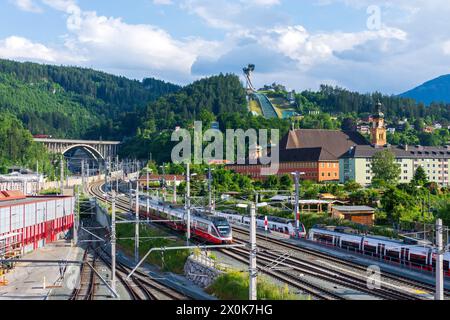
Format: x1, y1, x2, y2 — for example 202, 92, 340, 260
243, 64, 256, 94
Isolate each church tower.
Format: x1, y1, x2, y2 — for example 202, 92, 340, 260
371, 101, 387, 147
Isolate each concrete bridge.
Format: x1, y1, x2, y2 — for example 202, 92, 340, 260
33, 138, 121, 161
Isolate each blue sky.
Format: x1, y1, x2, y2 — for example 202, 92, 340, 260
1, 0, 450, 94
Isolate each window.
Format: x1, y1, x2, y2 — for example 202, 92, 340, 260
404, 170, 408, 174
404, 177, 408, 180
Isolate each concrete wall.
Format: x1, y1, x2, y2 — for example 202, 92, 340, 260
184, 254, 224, 288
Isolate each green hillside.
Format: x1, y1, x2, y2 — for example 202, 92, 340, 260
0, 59, 180, 140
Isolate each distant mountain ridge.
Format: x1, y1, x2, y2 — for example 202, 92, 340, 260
400, 74, 450, 105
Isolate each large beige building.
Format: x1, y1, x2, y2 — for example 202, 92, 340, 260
340, 103, 450, 186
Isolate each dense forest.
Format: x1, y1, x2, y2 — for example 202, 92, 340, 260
0, 114, 55, 174
0, 59, 180, 139
298, 85, 450, 124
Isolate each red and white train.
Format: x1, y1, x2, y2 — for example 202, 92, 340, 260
136, 197, 232, 244
216, 210, 307, 238
309, 226, 450, 276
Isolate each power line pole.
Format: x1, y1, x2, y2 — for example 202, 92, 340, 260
36, 160, 40, 194
73, 186, 79, 245
81, 160, 85, 195
146, 169, 150, 216
135, 183, 140, 264
111, 191, 117, 297
60, 155, 64, 195
293, 172, 300, 235
173, 176, 177, 204
186, 163, 191, 245
207, 166, 212, 213
436, 218, 444, 301
129, 181, 132, 211
249, 202, 257, 301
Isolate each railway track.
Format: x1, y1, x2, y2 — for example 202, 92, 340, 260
225, 241, 421, 300
232, 226, 449, 300
87, 181, 192, 300
70, 248, 96, 300
89, 180, 446, 300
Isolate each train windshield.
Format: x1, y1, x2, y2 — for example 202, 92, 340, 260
213, 218, 231, 236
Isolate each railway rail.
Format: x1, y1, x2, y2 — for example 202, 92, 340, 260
88, 180, 447, 300
86, 181, 192, 300
232, 226, 450, 299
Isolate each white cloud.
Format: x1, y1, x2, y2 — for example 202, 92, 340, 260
10, 0, 42, 12
0, 36, 81, 63
153, 0, 173, 5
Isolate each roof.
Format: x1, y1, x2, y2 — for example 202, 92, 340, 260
0, 195, 73, 208
280, 129, 369, 160
332, 206, 375, 213
341, 145, 450, 159
0, 190, 26, 202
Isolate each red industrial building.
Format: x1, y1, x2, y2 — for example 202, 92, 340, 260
0, 190, 75, 260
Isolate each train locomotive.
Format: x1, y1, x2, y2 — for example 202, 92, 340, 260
136, 197, 232, 244
217, 210, 307, 238
309, 226, 450, 276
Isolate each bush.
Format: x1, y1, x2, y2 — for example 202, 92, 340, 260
206, 271, 301, 300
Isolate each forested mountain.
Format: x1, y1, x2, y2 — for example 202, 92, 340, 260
400, 75, 450, 105
0, 59, 180, 139
0, 114, 54, 174
143, 73, 247, 131
298, 85, 450, 124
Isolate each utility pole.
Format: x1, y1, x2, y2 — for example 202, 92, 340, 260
186, 163, 191, 245
129, 181, 132, 211
249, 202, 257, 301
173, 176, 177, 204
208, 166, 212, 213
73, 186, 79, 245
293, 172, 300, 235
36, 160, 40, 194
436, 218, 444, 301
81, 160, 85, 195
135, 183, 140, 264
111, 191, 117, 297
60, 155, 64, 195
146, 169, 150, 216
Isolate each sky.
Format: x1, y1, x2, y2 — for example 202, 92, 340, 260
1, 0, 450, 94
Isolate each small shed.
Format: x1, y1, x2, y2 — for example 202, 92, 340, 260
331, 205, 376, 226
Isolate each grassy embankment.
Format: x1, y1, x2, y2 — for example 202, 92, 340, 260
116, 222, 190, 274
207, 271, 307, 300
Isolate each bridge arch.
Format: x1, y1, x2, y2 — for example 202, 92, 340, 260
62, 144, 104, 161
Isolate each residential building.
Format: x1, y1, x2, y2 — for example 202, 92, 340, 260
340, 103, 450, 186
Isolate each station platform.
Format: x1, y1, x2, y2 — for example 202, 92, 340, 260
0, 240, 84, 300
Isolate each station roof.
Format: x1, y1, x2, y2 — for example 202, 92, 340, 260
0, 193, 73, 208
332, 205, 375, 213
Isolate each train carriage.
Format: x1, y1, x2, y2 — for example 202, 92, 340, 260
137, 197, 232, 244
308, 226, 450, 276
